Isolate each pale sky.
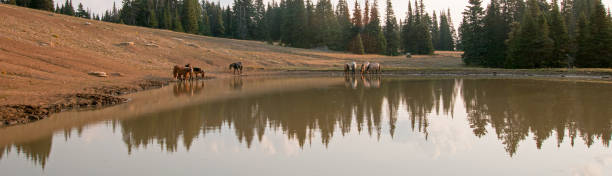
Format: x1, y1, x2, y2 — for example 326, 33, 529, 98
67, 0, 612, 28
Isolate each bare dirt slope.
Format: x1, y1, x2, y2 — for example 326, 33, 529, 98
0, 4, 462, 107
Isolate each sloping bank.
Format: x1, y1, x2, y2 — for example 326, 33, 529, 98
0, 78, 171, 127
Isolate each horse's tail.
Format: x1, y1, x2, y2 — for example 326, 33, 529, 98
344, 64, 349, 73
172, 66, 180, 79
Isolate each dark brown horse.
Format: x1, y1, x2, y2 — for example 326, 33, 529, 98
193, 67, 205, 79
229, 62, 243, 75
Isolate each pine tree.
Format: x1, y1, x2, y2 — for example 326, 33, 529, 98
30, 0, 54, 11
313, 0, 338, 48
233, 0, 255, 39
183, 0, 200, 34
363, 0, 370, 26
438, 11, 455, 51
211, 3, 225, 37
401, 1, 416, 53
269, 0, 283, 41
305, 0, 315, 47
281, 0, 307, 47
348, 1, 364, 54
363, 0, 385, 54
460, 0, 485, 65
253, 0, 266, 40
149, 1, 158, 28
173, 9, 184, 32
561, 0, 575, 38
161, 4, 172, 29
223, 5, 233, 37
62, 0, 74, 16
413, 0, 433, 54
506, 0, 553, 68
352, 1, 363, 30
76, 3, 89, 18
135, 0, 156, 27
200, 9, 211, 35
548, 0, 570, 67
120, 0, 135, 25
349, 33, 365, 54
263, 2, 274, 42
384, 0, 400, 56
482, 0, 508, 67
431, 12, 440, 50
336, 0, 352, 51
112, 1, 120, 23
575, 1, 612, 67
448, 9, 458, 50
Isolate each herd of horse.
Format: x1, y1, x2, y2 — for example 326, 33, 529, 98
345, 62, 382, 75
173, 61, 381, 81
173, 62, 243, 80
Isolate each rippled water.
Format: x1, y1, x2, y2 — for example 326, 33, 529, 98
1, 76, 611, 176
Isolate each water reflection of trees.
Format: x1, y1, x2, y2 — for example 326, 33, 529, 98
118, 78, 459, 151
0, 134, 53, 169
4, 78, 612, 167
462, 79, 612, 156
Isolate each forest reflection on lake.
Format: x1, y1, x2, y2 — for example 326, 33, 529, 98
1, 76, 611, 176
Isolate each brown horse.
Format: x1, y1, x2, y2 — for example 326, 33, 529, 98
344, 64, 350, 74
173, 65, 193, 80
360, 62, 370, 74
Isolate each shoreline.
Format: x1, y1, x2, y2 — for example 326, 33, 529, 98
2, 68, 612, 128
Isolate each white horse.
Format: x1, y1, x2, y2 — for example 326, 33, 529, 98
344, 62, 358, 74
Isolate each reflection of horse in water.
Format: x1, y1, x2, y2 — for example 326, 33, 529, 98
230, 77, 243, 90
173, 80, 205, 97
344, 74, 358, 89
361, 75, 382, 88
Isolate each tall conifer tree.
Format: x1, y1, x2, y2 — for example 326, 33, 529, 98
384, 0, 400, 56
506, 0, 553, 68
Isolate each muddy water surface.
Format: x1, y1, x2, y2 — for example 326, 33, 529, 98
1, 76, 611, 176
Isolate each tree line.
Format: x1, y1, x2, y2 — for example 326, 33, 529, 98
2, 0, 103, 20
99, 0, 457, 56
460, 0, 612, 68
2, 0, 457, 56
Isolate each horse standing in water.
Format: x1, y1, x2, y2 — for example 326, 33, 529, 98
344, 62, 357, 75
366, 62, 382, 74
173, 65, 194, 81
360, 62, 370, 74
229, 62, 243, 75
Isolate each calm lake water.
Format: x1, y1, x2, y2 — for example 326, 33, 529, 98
1, 76, 611, 176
